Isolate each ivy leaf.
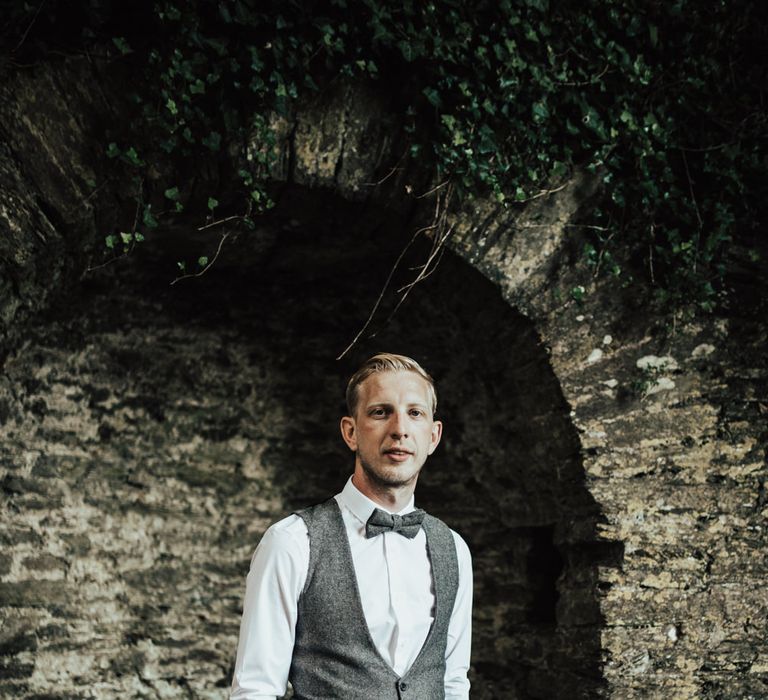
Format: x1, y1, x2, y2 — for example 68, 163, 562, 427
532, 101, 549, 122
142, 205, 159, 229
123, 147, 144, 167
112, 37, 132, 55
105, 234, 117, 249
207, 197, 219, 211
565, 120, 580, 136
478, 125, 496, 154
398, 40, 414, 62
198, 256, 209, 267
550, 160, 567, 178
164, 186, 180, 201
202, 132, 222, 151
423, 87, 441, 108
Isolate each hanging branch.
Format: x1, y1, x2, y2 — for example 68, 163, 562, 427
336, 182, 455, 360
171, 231, 231, 285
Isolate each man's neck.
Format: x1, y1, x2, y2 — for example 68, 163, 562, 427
351, 471, 416, 513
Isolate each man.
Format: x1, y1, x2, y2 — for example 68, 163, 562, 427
230, 353, 472, 699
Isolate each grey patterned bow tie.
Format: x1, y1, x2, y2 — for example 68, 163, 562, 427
365, 507, 426, 539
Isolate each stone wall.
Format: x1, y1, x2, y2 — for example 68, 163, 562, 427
2, 191, 603, 697
449, 196, 768, 697
0, 57, 119, 356
1, 60, 766, 700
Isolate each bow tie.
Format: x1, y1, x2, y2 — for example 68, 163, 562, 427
365, 507, 426, 539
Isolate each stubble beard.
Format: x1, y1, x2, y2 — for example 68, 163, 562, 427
358, 451, 421, 490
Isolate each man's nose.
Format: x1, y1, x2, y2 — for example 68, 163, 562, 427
390, 412, 409, 437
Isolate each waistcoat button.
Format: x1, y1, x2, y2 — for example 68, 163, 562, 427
399, 681, 408, 691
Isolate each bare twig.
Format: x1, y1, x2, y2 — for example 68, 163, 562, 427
676, 141, 731, 153
171, 231, 231, 286
13, 0, 46, 53
362, 165, 404, 188
85, 179, 142, 272
197, 214, 245, 232
379, 227, 453, 328
362, 147, 409, 188
395, 225, 453, 294
592, 230, 616, 278
375, 186, 455, 332
516, 182, 568, 203
563, 223, 611, 232
86, 253, 128, 273
518, 222, 611, 231
336, 182, 456, 360
415, 179, 451, 199
335, 227, 423, 361
131, 187, 143, 232
680, 150, 703, 231
79, 180, 110, 207
680, 149, 703, 272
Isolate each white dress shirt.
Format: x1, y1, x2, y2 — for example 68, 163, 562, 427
231, 477, 472, 699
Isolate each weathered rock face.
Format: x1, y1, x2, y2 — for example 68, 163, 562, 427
0, 58, 118, 353
1, 189, 602, 698
1, 60, 767, 700
453, 217, 768, 697
575, 310, 767, 698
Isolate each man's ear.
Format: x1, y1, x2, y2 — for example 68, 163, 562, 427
340, 416, 357, 452
427, 419, 443, 455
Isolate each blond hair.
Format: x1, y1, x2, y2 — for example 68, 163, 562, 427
345, 353, 437, 417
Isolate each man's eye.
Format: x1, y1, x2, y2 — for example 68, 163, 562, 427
371, 408, 386, 416
409, 409, 423, 417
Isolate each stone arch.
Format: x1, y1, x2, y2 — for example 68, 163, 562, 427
0, 70, 611, 699
230, 183, 611, 697
1, 169, 609, 699
254, 86, 617, 695
265, 84, 768, 699
3, 64, 766, 700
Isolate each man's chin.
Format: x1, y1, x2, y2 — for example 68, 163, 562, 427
359, 459, 419, 489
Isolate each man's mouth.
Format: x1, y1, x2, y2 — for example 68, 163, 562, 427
383, 448, 413, 461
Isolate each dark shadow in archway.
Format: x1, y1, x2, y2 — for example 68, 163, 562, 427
145, 183, 616, 698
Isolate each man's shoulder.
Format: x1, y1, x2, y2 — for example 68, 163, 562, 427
261, 498, 340, 546
249, 514, 310, 567
294, 497, 339, 516
259, 513, 309, 550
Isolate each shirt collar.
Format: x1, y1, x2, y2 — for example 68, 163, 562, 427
338, 476, 416, 526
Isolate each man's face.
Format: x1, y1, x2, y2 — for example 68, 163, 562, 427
340, 370, 442, 491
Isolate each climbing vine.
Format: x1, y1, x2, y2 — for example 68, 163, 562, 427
2, 0, 766, 310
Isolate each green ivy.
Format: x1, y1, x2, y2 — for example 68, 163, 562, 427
2, 0, 766, 310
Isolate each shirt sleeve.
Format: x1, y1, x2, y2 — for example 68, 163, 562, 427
444, 530, 473, 700
230, 516, 309, 700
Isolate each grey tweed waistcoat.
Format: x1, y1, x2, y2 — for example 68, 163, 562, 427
289, 498, 459, 700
